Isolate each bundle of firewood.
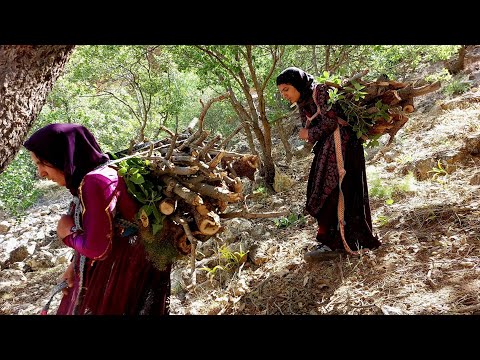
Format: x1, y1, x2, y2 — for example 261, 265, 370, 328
325, 69, 441, 144
112, 95, 287, 273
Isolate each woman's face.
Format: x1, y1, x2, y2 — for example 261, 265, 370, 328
278, 83, 301, 104
30, 152, 66, 187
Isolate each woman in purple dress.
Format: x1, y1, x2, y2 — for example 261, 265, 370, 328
276, 67, 381, 261
24, 123, 171, 315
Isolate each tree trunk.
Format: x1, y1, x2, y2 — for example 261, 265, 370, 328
275, 119, 293, 164
0, 45, 75, 174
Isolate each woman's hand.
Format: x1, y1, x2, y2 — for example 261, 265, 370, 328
60, 261, 75, 296
57, 214, 75, 240
299, 128, 309, 141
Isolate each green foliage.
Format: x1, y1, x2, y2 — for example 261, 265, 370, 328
218, 244, 248, 271
173, 45, 287, 156
115, 156, 192, 270
252, 184, 268, 198
116, 157, 165, 235
285, 45, 460, 82
443, 77, 472, 97
368, 170, 416, 205
316, 71, 389, 145
199, 264, 226, 281
428, 160, 449, 183
39, 45, 200, 154
273, 213, 306, 228
368, 174, 395, 205
200, 244, 248, 280
287, 45, 373, 79
0, 150, 42, 217
424, 68, 452, 84
373, 215, 390, 227
366, 45, 460, 80
397, 171, 416, 193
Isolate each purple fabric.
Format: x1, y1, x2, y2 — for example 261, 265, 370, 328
57, 166, 171, 315
276, 67, 316, 106
23, 123, 109, 195
61, 166, 134, 259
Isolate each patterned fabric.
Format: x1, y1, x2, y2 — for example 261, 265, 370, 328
299, 83, 381, 251
300, 84, 348, 217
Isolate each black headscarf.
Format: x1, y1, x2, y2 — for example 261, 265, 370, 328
24, 123, 109, 195
276, 67, 316, 106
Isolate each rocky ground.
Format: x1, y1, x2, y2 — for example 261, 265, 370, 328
2, 47, 480, 315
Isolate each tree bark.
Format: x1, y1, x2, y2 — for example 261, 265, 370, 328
0, 45, 75, 174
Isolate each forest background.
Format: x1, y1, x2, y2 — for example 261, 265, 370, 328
0, 45, 461, 215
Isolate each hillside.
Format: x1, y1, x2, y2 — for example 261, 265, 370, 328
2, 47, 480, 315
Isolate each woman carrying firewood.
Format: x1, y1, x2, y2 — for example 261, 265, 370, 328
24, 123, 172, 315
276, 67, 381, 261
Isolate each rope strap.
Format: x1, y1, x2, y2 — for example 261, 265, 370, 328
333, 126, 362, 256
40, 280, 69, 315
309, 85, 362, 256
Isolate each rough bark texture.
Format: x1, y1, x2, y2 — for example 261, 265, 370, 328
0, 45, 75, 174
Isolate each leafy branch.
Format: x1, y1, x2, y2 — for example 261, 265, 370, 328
117, 157, 165, 235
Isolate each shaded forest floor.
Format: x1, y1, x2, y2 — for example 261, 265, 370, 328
168, 98, 480, 315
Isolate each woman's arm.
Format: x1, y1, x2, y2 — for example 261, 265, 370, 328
61, 173, 117, 260
306, 84, 338, 143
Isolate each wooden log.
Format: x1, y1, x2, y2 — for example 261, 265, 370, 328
170, 155, 197, 163
186, 117, 199, 133
381, 89, 402, 106
363, 84, 389, 102
159, 198, 177, 215
177, 129, 206, 151
165, 133, 177, 160
223, 174, 243, 193
174, 233, 191, 255
386, 113, 409, 144
227, 155, 259, 181
191, 130, 211, 147
342, 69, 369, 86
168, 165, 199, 176
182, 180, 242, 203
399, 98, 415, 113
397, 81, 441, 99
193, 208, 221, 235
387, 80, 408, 89
368, 117, 393, 135
199, 134, 222, 160
217, 200, 228, 212
220, 209, 289, 219
159, 125, 175, 137
197, 160, 222, 179
161, 175, 204, 206
196, 204, 210, 216
208, 151, 225, 169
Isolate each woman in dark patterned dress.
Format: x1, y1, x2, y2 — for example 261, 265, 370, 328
24, 123, 171, 314
276, 67, 380, 261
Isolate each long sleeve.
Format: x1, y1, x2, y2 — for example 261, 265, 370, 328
62, 172, 118, 260
302, 84, 338, 144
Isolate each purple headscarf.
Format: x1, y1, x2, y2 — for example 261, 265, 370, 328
276, 67, 316, 106
24, 123, 109, 195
